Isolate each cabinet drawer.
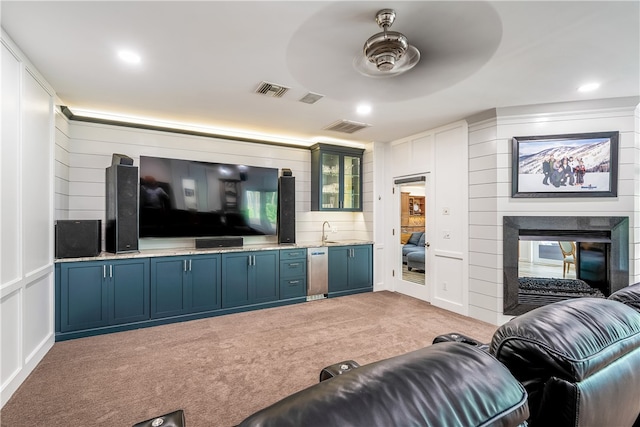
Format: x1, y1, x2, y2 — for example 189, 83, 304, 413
280, 259, 306, 279
280, 277, 306, 299
280, 248, 306, 260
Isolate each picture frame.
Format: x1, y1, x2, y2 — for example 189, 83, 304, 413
511, 131, 619, 198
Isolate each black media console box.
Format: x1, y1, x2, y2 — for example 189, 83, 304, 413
195, 237, 243, 249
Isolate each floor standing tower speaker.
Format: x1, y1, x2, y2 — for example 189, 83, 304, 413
278, 175, 295, 244
106, 164, 139, 253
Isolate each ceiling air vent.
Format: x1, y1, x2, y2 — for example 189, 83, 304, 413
324, 120, 371, 134
255, 81, 290, 98
299, 92, 324, 104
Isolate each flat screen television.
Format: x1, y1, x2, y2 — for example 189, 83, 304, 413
139, 156, 278, 238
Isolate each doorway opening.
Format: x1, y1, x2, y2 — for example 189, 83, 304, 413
396, 177, 427, 289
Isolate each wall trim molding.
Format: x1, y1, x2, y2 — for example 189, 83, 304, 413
60, 106, 313, 150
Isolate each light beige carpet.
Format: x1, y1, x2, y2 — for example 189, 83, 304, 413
0, 291, 498, 427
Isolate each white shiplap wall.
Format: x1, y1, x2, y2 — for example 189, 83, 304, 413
54, 107, 71, 219
467, 98, 640, 325
55, 118, 373, 250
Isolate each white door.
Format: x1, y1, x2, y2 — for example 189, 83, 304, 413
394, 174, 430, 301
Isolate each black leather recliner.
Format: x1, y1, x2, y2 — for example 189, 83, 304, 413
490, 297, 640, 426
238, 342, 529, 427
238, 290, 640, 427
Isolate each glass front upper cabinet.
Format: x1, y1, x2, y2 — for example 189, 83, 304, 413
311, 144, 364, 211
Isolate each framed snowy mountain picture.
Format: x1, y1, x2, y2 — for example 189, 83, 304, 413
511, 131, 619, 198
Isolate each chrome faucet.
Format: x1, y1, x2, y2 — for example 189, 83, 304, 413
322, 221, 331, 244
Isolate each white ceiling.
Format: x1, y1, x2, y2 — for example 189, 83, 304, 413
2, 1, 639, 146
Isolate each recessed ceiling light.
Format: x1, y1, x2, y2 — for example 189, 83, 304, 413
356, 104, 372, 115
578, 82, 600, 92
118, 50, 141, 64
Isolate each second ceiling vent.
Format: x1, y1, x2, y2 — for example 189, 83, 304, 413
324, 120, 371, 134
255, 81, 290, 98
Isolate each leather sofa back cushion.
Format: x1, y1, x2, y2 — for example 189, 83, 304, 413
491, 298, 640, 426
609, 282, 640, 312
238, 342, 528, 427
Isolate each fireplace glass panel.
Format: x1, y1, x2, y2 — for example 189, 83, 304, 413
503, 216, 628, 316
518, 240, 576, 280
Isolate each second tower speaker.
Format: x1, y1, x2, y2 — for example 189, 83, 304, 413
278, 175, 295, 244
106, 164, 139, 253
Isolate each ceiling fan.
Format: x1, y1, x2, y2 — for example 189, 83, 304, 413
353, 9, 421, 78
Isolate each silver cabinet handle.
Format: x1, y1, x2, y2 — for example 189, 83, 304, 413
184, 260, 187, 271
289, 280, 300, 285
103, 265, 106, 278
189, 259, 192, 271
109, 264, 113, 278
289, 263, 299, 267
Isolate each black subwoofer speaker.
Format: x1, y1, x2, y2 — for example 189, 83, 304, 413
55, 219, 101, 258
278, 176, 295, 244
106, 164, 139, 253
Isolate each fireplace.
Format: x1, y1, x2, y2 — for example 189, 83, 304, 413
503, 216, 629, 315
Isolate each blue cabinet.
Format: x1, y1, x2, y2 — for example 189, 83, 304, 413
280, 248, 307, 299
55, 244, 369, 340
328, 245, 372, 297
311, 144, 364, 211
222, 250, 279, 308
58, 258, 149, 332
150, 254, 221, 318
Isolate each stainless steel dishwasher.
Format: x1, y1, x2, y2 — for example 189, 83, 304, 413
307, 247, 328, 301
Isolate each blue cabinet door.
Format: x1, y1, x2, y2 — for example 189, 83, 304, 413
151, 257, 188, 318
222, 251, 279, 307
60, 258, 149, 331
222, 253, 251, 308
348, 245, 373, 289
109, 258, 150, 325
328, 247, 350, 292
60, 261, 108, 332
328, 245, 373, 295
253, 251, 279, 303
189, 254, 221, 313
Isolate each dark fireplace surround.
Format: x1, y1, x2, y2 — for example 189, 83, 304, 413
503, 216, 629, 315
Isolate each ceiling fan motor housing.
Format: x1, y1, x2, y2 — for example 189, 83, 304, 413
354, 8, 420, 77
364, 31, 409, 71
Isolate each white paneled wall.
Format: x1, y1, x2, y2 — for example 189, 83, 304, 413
1, 33, 55, 408
384, 121, 469, 314
56, 118, 373, 249
468, 98, 640, 324
431, 122, 469, 314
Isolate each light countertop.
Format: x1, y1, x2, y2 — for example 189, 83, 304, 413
55, 240, 374, 263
